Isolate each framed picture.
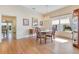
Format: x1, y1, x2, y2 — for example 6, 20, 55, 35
23, 18, 29, 26
40, 21, 43, 26
32, 17, 38, 26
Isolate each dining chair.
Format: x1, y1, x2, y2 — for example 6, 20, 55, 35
35, 27, 46, 44
45, 25, 56, 43
45, 32, 53, 43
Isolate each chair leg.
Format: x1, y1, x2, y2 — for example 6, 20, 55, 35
45, 39, 46, 44
45, 37, 47, 44
51, 36, 53, 42
53, 35, 55, 39
36, 37, 38, 41
40, 38, 41, 44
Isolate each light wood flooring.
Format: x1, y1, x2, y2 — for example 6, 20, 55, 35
0, 36, 79, 54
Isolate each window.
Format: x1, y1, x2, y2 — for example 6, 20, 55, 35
63, 25, 72, 31
52, 14, 72, 32
60, 18, 70, 24
52, 20, 59, 25
60, 17, 71, 32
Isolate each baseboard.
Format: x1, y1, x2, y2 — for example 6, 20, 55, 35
56, 36, 72, 39
17, 34, 36, 40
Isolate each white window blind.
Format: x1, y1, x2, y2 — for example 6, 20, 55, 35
60, 18, 70, 24
52, 19, 59, 25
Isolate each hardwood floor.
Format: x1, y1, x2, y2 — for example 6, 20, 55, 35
0, 36, 79, 54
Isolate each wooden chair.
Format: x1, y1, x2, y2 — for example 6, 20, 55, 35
45, 26, 56, 43
35, 27, 46, 44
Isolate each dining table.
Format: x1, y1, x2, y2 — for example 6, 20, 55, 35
40, 30, 52, 35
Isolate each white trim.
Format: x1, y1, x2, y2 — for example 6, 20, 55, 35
17, 33, 36, 40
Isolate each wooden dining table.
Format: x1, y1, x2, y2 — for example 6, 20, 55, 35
40, 30, 52, 35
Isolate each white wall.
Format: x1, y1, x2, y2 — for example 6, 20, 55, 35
0, 5, 43, 41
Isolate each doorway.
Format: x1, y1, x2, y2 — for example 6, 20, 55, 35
1, 16, 16, 41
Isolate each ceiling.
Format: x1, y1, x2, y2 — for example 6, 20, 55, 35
23, 5, 67, 15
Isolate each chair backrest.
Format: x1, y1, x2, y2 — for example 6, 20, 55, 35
52, 25, 57, 34
35, 27, 40, 33
35, 27, 41, 37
